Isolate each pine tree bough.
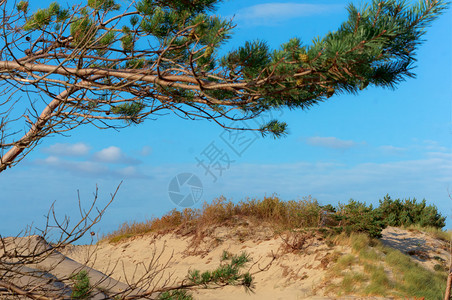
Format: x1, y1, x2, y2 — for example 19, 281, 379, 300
0, 0, 448, 171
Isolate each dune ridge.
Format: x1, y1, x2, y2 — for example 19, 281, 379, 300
58, 224, 450, 299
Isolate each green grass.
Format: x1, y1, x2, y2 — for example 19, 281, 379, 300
108, 233, 135, 244
363, 264, 390, 295
336, 254, 355, 268
327, 232, 447, 299
158, 289, 193, 300
351, 233, 371, 252
384, 249, 447, 299
359, 247, 380, 261
330, 254, 356, 277
340, 272, 368, 294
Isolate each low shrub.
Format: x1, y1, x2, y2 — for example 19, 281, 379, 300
71, 270, 91, 299
376, 195, 445, 229
336, 200, 385, 238
187, 252, 253, 288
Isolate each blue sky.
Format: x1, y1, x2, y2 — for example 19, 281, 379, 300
1, 0, 451, 242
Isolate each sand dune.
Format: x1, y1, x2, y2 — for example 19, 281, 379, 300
1, 225, 449, 299
60, 226, 450, 299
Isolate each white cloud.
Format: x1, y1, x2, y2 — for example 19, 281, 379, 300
235, 3, 341, 25
117, 166, 139, 177
306, 136, 359, 149
39, 156, 109, 175
37, 155, 147, 178
427, 152, 452, 160
94, 146, 122, 162
379, 145, 407, 155
42, 143, 90, 156
422, 140, 448, 152
92, 146, 140, 164
43, 156, 60, 164
140, 146, 152, 156
35, 145, 145, 178
75, 161, 110, 174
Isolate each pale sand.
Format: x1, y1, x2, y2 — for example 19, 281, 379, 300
63, 228, 335, 299
61, 226, 450, 299
6, 225, 449, 299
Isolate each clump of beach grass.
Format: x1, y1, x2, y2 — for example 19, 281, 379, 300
326, 232, 447, 299
102, 195, 324, 243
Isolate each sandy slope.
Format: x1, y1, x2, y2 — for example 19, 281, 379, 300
64, 228, 335, 299
0, 236, 139, 299
380, 226, 450, 272
3, 225, 446, 299
58, 225, 450, 299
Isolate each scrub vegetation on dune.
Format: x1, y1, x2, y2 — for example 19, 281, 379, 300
101, 194, 450, 299
103, 194, 446, 243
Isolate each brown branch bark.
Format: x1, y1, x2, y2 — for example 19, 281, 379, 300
0, 88, 75, 171
0, 280, 54, 300
0, 60, 246, 91
445, 272, 452, 300
445, 236, 452, 300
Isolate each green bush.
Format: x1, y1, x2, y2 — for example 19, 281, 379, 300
333, 195, 446, 238
157, 252, 252, 300
188, 252, 252, 288
337, 200, 385, 238
71, 270, 91, 299
376, 195, 445, 229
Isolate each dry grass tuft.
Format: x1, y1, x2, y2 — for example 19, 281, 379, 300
102, 195, 323, 243
279, 231, 315, 253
